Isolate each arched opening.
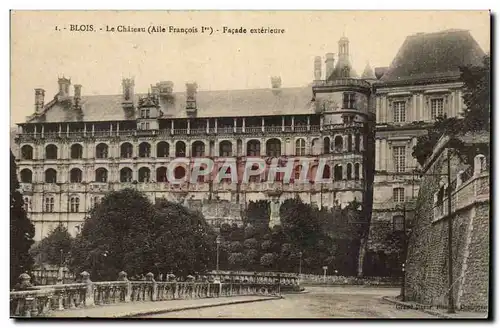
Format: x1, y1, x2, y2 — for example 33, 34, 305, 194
70, 168, 82, 183
354, 134, 360, 152
21, 145, 33, 160
266, 138, 281, 157
354, 163, 360, 180
249, 164, 261, 183
175, 141, 186, 157
347, 135, 353, 152
156, 167, 168, 182
174, 166, 186, 180
95, 168, 108, 182
156, 142, 169, 158
139, 142, 151, 158
45, 168, 57, 183
323, 164, 331, 179
295, 139, 306, 156
219, 141, 233, 157
20, 169, 32, 183
138, 167, 151, 182
70, 144, 83, 159
323, 137, 331, 154
247, 140, 261, 156
96, 143, 108, 159
120, 167, 133, 182
192, 141, 205, 157
334, 135, 343, 152
347, 163, 353, 180
120, 142, 133, 158
334, 165, 343, 181
45, 144, 58, 160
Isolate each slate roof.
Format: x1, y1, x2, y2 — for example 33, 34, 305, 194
381, 29, 485, 84
31, 87, 315, 123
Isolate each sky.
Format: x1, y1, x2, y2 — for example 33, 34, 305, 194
10, 10, 490, 126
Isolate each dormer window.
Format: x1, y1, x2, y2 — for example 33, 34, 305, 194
140, 109, 150, 119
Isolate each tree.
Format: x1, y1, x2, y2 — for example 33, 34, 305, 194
228, 252, 246, 270
10, 150, 35, 287
69, 189, 215, 280
244, 200, 270, 233
260, 253, 277, 269
31, 224, 73, 266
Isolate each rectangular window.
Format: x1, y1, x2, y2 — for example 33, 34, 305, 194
342, 93, 356, 109
45, 197, 54, 213
145, 122, 150, 130
393, 188, 405, 203
431, 98, 444, 120
393, 146, 406, 173
393, 101, 406, 123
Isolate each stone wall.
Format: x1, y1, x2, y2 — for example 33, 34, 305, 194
185, 199, 244, 227
405, 145, 489, 311
300, 274, 400, 286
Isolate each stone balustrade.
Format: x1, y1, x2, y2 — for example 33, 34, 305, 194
10, 271, 282, 318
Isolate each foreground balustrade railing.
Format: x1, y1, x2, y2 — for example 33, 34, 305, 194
10, 270, 283, 318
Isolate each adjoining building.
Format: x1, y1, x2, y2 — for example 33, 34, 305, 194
404, 131, 489, 311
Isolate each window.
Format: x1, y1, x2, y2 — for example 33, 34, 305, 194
96, 143, 108, 159
393, 215, 404, 232
346, 163, 352, 180
120, 168, 133, 182
354, 163, 360, 180
156, 167, 168, 182
174, 166, 186, 179
192, 141, 205, 157
45, 169, 57, 183
342, 93, 356, 109
70, 196, 80, 213
249, 164, 261, 183
121, 143, 133, 158
45, 144, 58, 160
247, 140, 261, 156
323, 165, 331, 179
45, 196, 55, 213
323, 137, 330, 154
347, 135, 353, 152
21, 145, 33, 160
70, 168, 82, 183
393, 101, 406, 123
334, 136, 343, 152
266, 139, 281, 157
393, 146, 406, 173
334, 165, 343, 181
157, 142, 169, 157
295, 139, 306, 156
145, 122, 150, 130
70, 144, 83, 159
141, 109, 150, 118
138, 167, 151, 183
393, 187, 405, 203
20, 169, 32, 183
431, 98, 444, 120
139, 142, 151, 158
90, 196, 101, 209
95, 168, 108, 182
294, 165, 302, 181
176, 141, 186, 157
219, 141, 233, 157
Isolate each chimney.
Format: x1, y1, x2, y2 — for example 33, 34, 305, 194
325, 53, 335, 80
34, 88, 45, 114
74, 84, 82, 107
271, 76, 282, 95
122, 78, 135, 109
186, 82, 198, 115
57, 77, 71, 98
314, 56, 322, 80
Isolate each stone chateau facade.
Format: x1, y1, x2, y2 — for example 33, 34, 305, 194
13, 29, 486, 247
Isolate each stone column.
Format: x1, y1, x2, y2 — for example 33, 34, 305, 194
343, 134, 348, 152
146, 272, 157, 301
412, 94, 417, 121
242, 118, 246, 133
376, 96, 380, 123
261, 117, 265, 132
381, 139, 387, 171
359, 135, 364, 151
118, 271, 132, 302
234, 118, 237, 133
419, 94, 424, 121
307, 116, 310, 131
291, 116, 295, 131
375, 139, 380, 170
171, 120, 174, 135
187, 119, 191, 135
458, 90, 463, 117
281, 116, 285, 132
215, 119, 218, 134
359, 163, 364, 179
206, 119, 209, 133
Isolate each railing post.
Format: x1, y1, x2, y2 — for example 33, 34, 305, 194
81, 271, 94, 307
24, 297, 34, 317
118, 271, 131, 303
146, 272, 157, 301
